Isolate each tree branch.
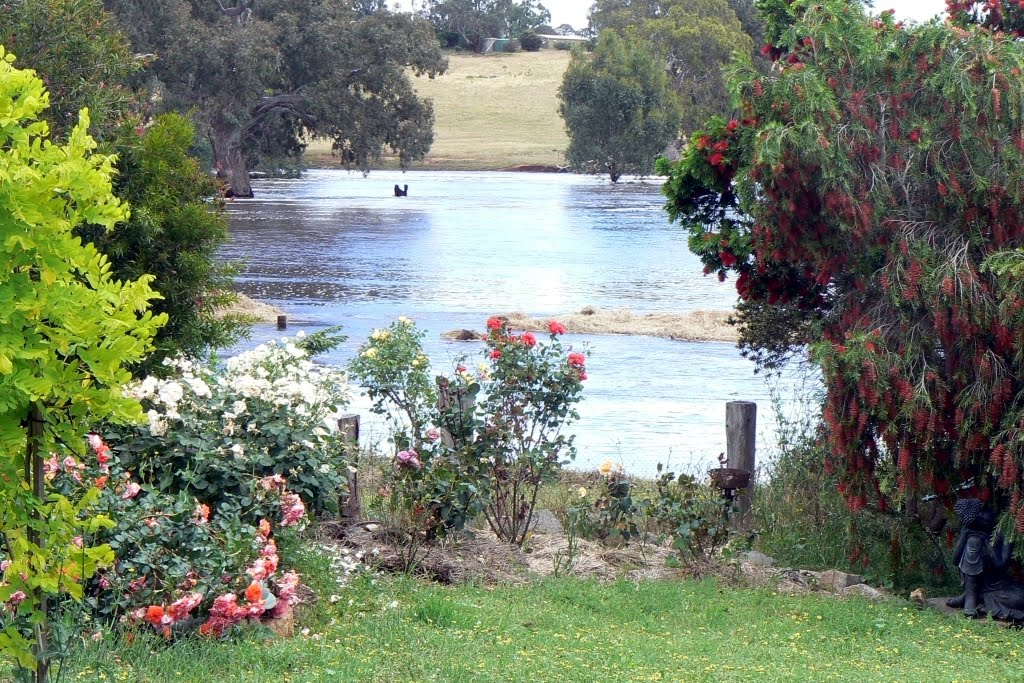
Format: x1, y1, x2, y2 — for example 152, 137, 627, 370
215, 0, 252, 17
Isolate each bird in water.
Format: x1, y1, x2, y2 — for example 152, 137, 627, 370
394, 184, 408, 197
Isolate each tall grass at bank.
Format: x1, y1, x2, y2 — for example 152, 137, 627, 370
752, 368, 958, 593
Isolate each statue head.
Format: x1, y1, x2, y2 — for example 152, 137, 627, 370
954, 498, 996, 532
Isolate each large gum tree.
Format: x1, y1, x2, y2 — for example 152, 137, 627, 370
105, 0, 447, 197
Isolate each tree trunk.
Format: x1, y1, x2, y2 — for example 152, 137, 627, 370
26, 403, 49, 683
211, 119, 253, 198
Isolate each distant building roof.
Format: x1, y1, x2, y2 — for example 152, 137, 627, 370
536, 34, 589, 41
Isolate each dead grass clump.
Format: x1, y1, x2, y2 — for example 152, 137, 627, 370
215, 293, 285, 323
501, 307, 738, 343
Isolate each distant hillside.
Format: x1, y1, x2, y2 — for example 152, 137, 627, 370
305, 50, 572, 171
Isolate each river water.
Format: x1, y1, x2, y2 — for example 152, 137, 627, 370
222, 169, 811, 475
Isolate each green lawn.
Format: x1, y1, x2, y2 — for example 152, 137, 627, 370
66, 545, 1022, 683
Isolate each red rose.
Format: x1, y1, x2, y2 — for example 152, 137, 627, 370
490, 350, 502, 360
579, 372, 588, 381
567, 352, 585, 368
486, 316, 503, 330
548, 320, 566, 335
522, 332, 537, 347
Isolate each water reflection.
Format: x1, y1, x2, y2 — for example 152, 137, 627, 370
222, 169, 812, 474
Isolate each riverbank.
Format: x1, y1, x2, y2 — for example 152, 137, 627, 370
304, 51, 571, 171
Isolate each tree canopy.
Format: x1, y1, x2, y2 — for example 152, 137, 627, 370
589, 0, 754, 135
105, 0, 448, 197
661, 0, 1024, 538
425, 0, 551, 51
0, 47, 164, 677
559, 30, 680, 181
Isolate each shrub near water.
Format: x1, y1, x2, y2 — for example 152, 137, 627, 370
103, 335, 350, 517
350, 316, 589, 548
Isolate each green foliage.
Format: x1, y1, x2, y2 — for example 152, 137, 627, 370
106, 1, 448, 196
0, 0, 139, 141
662, 0, 1024, 542
589, 0, 755, 134
425, 0, 551, 52
76, 114, 247, 372
558, 31, 681, 181
518, 30, 543, 51
0, 47, 163, 676
649, 468, 737, 563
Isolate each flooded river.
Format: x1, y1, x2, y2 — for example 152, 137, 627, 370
221, 169, 812, 474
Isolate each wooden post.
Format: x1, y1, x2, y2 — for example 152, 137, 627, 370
276, 314, 287, 330
337, 414, 361, 521
726, 401, 756, 529
437, 377, 475, 449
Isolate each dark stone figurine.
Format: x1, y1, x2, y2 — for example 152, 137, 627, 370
394, 184, 408, 197
945, 498, 1024, 621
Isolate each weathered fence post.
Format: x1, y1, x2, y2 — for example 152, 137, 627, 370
338, 414, 361, 521
437, 377, 475, 449
277, 314, 287, 330
726, 400, 756, 528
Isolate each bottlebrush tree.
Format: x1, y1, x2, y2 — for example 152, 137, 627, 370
659, 0, 1024, 540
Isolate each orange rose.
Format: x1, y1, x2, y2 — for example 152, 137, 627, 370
245, 582, 263, 603
145, 605, 164, 625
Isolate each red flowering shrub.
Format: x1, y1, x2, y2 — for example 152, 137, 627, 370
661, 0, 1024, 540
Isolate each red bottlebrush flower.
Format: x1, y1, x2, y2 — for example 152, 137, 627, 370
786, 53, 800, 64
1017, 506, 1024, 534
712, 140, 729, 153
760, 43, 773, 56
753, 80, 764, 97
908, 128, 921, 143
548, 320, 566, 335
521, 332, 537, 347
720, 250, 737, 268
725, 119, 739, 133
490, 350, 502, 360
696, 135, 711, 150
708, 153, 726, 167
486, 316, 503, 331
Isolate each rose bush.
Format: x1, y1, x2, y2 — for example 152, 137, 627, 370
351, 316, 589, 548
100, 335, 350, 518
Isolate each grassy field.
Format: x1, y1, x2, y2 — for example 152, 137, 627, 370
66, 544, 1022, 683
305, 50, 571, 171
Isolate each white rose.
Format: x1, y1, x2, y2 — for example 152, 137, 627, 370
157, 381, 184, 406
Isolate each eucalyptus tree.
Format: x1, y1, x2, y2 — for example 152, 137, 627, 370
558, 31, 680, 181
589, 0, 753, 134
106, 0, 447, 197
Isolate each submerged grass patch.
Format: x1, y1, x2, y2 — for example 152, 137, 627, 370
68, 566, 1020, 683
502, 308, 737, 342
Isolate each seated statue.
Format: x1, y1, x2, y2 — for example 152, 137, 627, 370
946, 498, 1024, 620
